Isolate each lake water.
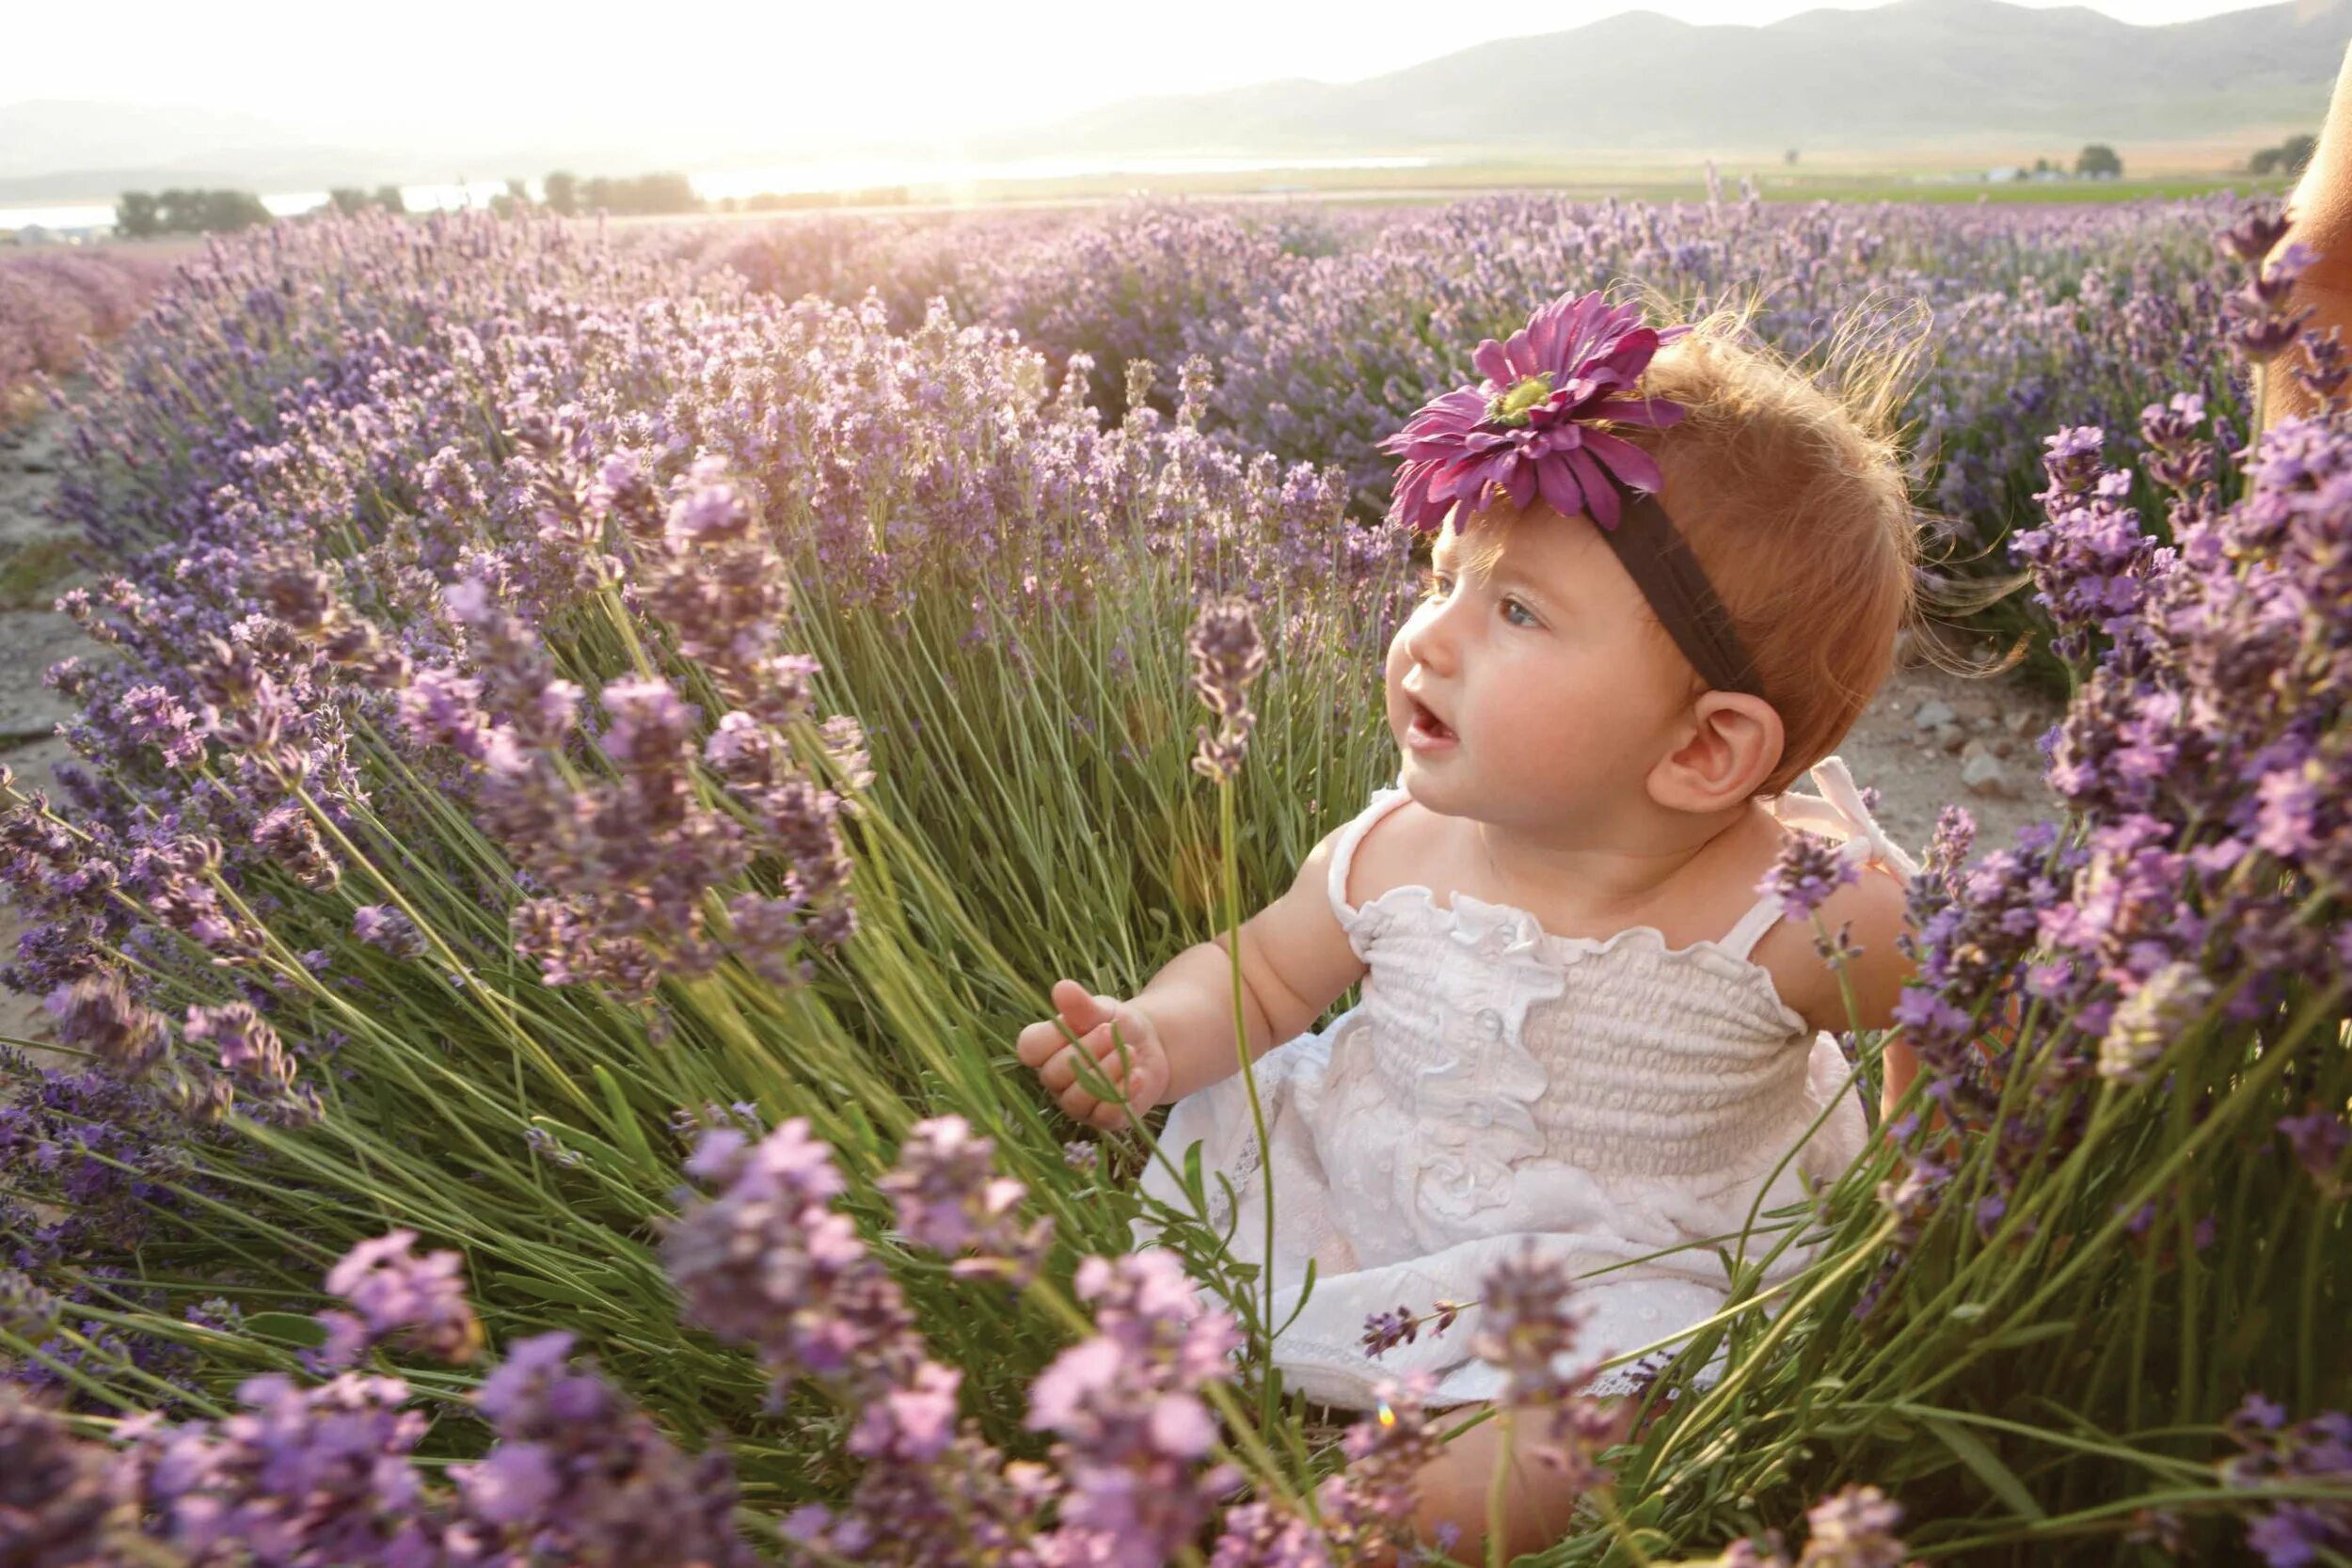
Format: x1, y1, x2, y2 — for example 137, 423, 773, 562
0, 155, 1434, 235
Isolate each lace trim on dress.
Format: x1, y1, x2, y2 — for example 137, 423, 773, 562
1323, 753, 1917, 1035
1406, 897, 1564, 1223
1372, 886, 1811, 1037
1202, 1123, 1267, 1239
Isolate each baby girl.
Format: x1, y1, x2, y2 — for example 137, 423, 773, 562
1019, 288, 1936, 1561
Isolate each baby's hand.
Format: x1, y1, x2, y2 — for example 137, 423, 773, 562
1017, 979, 1169, 1132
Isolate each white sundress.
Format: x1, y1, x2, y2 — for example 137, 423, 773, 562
1130, 756, 1920, 1413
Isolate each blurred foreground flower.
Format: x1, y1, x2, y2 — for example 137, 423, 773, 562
1189, 594, 1268, 783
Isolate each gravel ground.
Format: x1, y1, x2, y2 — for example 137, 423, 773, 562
0, 402, 2071, 1055
0, 403, 102, 1057
1823, 628, 2072, 865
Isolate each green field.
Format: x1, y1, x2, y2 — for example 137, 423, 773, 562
698, 159, 2301, 220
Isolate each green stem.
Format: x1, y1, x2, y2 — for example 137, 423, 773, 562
1486, 1405, 1513, 1568
1587, 1485, 1658, 1568
284, 778, 595, 1115
1216, 779, 1282, 1439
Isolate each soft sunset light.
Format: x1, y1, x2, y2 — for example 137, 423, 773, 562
1, 1, 2343, 1562
3, 0, 2295, 157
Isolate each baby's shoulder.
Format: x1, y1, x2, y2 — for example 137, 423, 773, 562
1335, 789, 1451, 913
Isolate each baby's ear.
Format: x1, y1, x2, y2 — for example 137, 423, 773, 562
1652, 691, 1784, 812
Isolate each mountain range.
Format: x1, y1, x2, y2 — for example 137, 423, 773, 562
1011, 0, 2350, 159
3, 0, 2344, 203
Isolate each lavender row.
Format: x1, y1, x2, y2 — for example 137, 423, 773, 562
697, 190, 2253, 565
0, 249, 171, 424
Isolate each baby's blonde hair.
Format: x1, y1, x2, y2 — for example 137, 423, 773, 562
1450, 281, 2025, 800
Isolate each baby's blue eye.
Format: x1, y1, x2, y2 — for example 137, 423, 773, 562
1422, 571, 1540, 628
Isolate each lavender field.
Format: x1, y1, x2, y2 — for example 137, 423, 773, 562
0, 191, 2344, 1566
0, 249, 169, 426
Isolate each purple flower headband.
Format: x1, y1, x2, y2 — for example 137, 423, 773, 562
1378, 290, 1765, 704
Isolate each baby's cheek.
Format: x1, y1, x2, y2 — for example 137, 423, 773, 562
1385, 621, 1422, 686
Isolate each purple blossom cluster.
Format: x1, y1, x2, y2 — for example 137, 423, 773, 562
6, 1228, 758, 1568
2217, 1391, 2352, 1567
1694, 1483, 1917, 1568
1759, 830, 1864, 921
451, 1330, 758, 1568
1462, 1246, 1637, 1484
667, 1113, 1474, 1565
692, 201, 1332, 427
0, 1053, 204, 1271
1851, 204, 2352, 1339
664, 1115, 1074, 1561
307, 1227, 482, 1372
0, 1195, 1491, 1568
875, 1114, 1056, 1285
1, 1385, 119, 1565
103, 1345, 762, 1568
1022, 1248, 1251, 1565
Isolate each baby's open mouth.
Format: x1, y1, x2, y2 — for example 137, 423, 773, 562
1408, 698, 1454, 742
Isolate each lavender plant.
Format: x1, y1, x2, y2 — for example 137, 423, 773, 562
3, 194, 2347, 1567
0, 207, 1409, 1488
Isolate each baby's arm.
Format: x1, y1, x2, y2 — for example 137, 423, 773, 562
1133, 826, 1370, 1104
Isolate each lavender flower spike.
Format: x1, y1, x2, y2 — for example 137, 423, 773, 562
1188, 595, 1267, 784
318, 1228, 483, 1367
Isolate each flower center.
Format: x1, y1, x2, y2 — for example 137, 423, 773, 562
1485, 372, 1554, 427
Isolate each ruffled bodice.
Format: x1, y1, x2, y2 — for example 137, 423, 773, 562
1132, 756, 1912, 1412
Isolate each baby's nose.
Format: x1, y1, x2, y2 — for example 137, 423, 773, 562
1403, 618, 1458, 673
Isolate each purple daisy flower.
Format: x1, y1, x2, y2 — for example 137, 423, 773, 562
1377, 290, 1691, 535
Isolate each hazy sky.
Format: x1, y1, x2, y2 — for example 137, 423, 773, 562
4, 0, 2310, 152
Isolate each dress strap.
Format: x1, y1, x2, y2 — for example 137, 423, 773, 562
1717, 754, 1918, 962
1326, 775, 1414, 921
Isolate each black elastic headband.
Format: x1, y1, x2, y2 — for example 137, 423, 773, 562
1595, 483, 1766, 704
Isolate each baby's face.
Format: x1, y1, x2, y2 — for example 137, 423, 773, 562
1383, 502, 1703, 828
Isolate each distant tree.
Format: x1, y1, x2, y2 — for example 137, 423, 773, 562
1784, 147, 1799, 166
491, 178, 533, 219
211, 190, 272, 230
329, 187, 369, 214
544, 170, 580, 216
152, 188, 272, 233
2076, 143, 2122, 179
115, 191, 161, 238
373, 184, 407, 214
2250, 134, 2317, 177
2032, 156, 2050, 174
2279, 133, 2317, 176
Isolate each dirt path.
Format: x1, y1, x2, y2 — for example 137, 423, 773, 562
0, 401, 2069, 1057
1826, 631, 2069, 865
0, 400, 100, 1054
